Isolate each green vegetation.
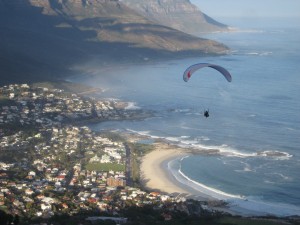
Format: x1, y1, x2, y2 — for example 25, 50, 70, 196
216, 216, 291, 225
100, 132, 126, 143
1, 208, 296, 225
127, 142, 154, 187
0, 95, 14, 107
122, 208, 295, 225
130, 142, 154, 156
85, 163, 125, 172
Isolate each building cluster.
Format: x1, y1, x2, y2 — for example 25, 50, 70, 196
0, 83, 148, 128
0, 122, 209, 222
0, 84, 215, 224
0, 123, 130, 218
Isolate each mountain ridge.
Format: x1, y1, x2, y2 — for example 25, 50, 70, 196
0, 0, 230, 85
121, 0, 229, 35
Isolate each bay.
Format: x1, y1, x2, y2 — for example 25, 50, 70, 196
71, 19, 300, 216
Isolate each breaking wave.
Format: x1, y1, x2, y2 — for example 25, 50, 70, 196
168, 155, 300, 216
124, 102, 141, 110
173, 159, 244, 200
126, 129, 293, 161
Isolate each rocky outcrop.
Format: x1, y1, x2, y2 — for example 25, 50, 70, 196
121, 0, 229, 35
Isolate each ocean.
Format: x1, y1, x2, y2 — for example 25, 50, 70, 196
71, 18, 300, 216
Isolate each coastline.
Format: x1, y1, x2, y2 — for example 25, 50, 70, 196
139, 141, 217, 202
66, 67, 300, 218
137, 140, 245, 216
137, 138, 300, 217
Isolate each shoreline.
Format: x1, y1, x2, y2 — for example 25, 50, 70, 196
140, 143, 190, 195
138, 140, 239, 215
65, 71, 300, 218
135, 137, 300, 217
139, 142, 216, 202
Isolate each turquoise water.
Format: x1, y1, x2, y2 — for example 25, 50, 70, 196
73, 20, 300, 216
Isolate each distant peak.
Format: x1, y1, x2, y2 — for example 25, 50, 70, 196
121, 0, 229, 35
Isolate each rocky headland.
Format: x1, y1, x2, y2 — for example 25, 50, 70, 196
0, 0, 229, 85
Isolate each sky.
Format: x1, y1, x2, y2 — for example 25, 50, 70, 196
190, 0, 300, 19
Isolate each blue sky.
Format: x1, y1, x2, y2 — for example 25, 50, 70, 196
190, 0, 300, 18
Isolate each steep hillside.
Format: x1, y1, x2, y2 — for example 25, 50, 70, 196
121, 0, 229, 35
0, 0, 229, 85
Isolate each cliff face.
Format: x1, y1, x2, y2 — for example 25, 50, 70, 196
0, 0, 229, 84
121, 0, 228, 35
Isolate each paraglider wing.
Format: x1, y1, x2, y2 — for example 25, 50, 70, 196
183, 63, 232, 82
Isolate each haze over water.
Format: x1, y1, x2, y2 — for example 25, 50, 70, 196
71, 18, 300, 216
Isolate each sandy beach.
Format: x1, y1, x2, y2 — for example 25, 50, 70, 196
139, 141, 216, 201
138, 141, 255, 216
140, 143, 187, 194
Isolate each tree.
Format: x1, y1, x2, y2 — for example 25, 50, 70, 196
0, 210, 9, 225
13, 214, 20, 225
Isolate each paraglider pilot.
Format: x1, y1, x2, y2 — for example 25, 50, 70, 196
204, 109, 209, 118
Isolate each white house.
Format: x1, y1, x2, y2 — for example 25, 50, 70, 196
41, 203, 51, 211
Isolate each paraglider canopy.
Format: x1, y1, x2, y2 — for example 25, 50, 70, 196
182, 63, 232, 119
183, 63, 232, 83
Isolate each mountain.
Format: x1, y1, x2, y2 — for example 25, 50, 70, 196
0, 0, 229, 85
121, 0, 229, 35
